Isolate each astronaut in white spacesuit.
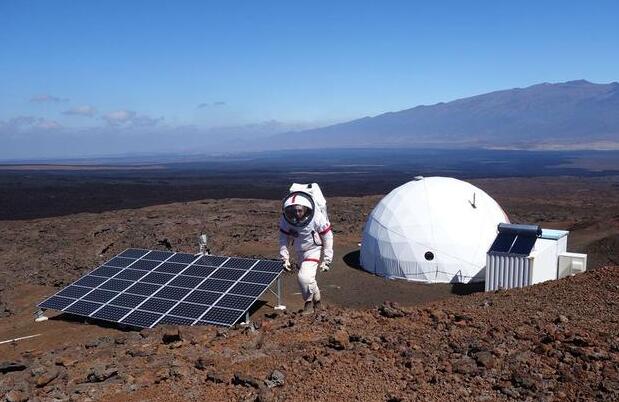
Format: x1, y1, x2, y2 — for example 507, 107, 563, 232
279, 190, 333, 314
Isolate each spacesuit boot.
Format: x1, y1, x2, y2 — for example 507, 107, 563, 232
313, 300, 322, 312
302, 301, 314, 315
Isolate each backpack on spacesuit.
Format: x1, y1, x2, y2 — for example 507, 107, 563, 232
287, 183, 329, 220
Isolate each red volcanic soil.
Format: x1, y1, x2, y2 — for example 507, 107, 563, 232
0, 177, 618, 401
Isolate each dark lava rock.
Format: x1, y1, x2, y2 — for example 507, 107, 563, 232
161, 326, 182, 344
233, 373, 263, 389
206, 371, 227, 384
5, 390, 29, 402
378, 302, 405, 318
264, 370, 285, 388
34, 367, 59, 387
86, 365, 118, 383
474, 351, 497, 369
0, 361, 27, 374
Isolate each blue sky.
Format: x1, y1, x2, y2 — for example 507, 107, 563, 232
1, 1, 618, 159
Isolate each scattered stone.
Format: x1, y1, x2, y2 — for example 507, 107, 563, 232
0, 362, 27, 374
55, 355, 78, 368
5, 390, 28, 402
86, 365, 118, 383
328, 329, 350, 350
474, 351, 497, 369
161, 326, 182, 344
555, 315, 569, 324
452, 357, 478, 375
35, 367, 59, 387
233, 373, 262, 389
195, 357, 213, 370
256, 387, 275, 402
264, 370, 285, 388
378, 302, 405, 318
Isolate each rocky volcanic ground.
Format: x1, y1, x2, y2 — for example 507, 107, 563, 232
0, 177, 618, 401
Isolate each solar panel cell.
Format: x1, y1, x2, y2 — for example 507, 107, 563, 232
125, 282, 161, 296
154, 262, 188, 274
92, 305, 131, 321
141, 272, 175, 285
242, 271, 277, 285
158, 315, 195, 325
143, 250, 174, 261
223, 257, 256, 270
200, 307, 244, 326
198, 278, 235, 292
139, 297, 177, 313
184, 290, 221, 305
215, 294, 254, 310
154, 286, 191, 300
121, 310, 161, 328
118, 248, 150, 259
183, 265, 216, 277
230, 282, 267, 297
99, 278, 133, 292
169, 302, 210, 319
510, 235, 537, 255
39, 296, 75, 310
58, 285, 92, 299
91, 266, 123, 277
128, 259, 161, 271
168, 275, 203, 289
109, 293, 147, 308
195, 255, 227, 266
210, 268, 245, 281
74, 275, 107, 288
251, 260, 284, 273
489, 232, 517, 253
64, 300, 102, 316
82, 289, 119, 303
168, 253, 198, 264
114, 269, 147, 281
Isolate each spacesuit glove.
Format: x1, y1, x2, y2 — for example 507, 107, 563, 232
282, 259, 292, 272
319, 261, 331, 272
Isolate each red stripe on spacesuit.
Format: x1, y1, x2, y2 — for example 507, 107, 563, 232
318, 225, 332, 235
292, 194, 297, 203
303, 258, 321, 263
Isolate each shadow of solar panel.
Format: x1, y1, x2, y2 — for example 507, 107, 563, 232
242, 271, 277, 285
169, 302, 210, 319
215, 294, 254, 310
489, 232, 517, 253
140, 297, 177, 313
99, 279, 133, 292
39, 296, 75, 310
154, 262, 187, 274
210, 268, 245, 281
168, 253, 198, 264
114, 269, 147, 281
119, 248, 150, 259
125, 282, 161, 296
129, 259, 161, 271
183, 265, 216, 277
229, 282, 267, 297
64, 300, 102, 316
195, 255, 227, 267
58, 285, 92, 299
141, 272, 175, 285
109, 293, 147, 308
92, 305, 131, 321
91, 266, 123, 277
82, 289, 119, 303
251, 260, 284, 273
74, 275, 107, 288
120, 310, 161, 328
200, 307, 244, 326
222, 257, 257, 270
103, 257, 136, 268
154, 286, 191, 300
143, 250, 174, 261
198, 278, 235, 292
159, 315, 195, 325
510, 235, 537, 255
169, 275, 203, 289
184, 290, 221, 305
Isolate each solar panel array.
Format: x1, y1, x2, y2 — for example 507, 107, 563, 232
488, 232, 537, 256
38, 249, 283, 328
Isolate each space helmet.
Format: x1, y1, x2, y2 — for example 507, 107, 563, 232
282, 191, 315, 227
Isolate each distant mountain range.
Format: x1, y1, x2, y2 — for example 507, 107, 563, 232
269, 80, 619, 150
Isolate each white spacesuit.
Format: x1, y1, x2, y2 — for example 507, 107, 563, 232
279, 189, 333, 313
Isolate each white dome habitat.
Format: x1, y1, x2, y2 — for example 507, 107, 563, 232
360, 177, 509, 283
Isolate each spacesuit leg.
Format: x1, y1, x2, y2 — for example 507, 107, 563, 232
297, 249, 321, 303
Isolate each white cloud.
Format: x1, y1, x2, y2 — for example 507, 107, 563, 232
197, 101, 226, 108
102, 110, 137, 125
35, 119, 62, 129
30, 94, 69, 103
63, 105, 97, 117
0, 115, 62, 131
102, 109, 163, 127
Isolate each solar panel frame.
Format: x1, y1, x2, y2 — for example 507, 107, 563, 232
37, 248, 283, 329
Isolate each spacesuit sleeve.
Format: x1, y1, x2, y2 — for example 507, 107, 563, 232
317, 215, 333, 264
278, 217, 290, 261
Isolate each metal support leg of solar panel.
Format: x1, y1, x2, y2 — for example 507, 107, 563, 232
36, 248, 286, 329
